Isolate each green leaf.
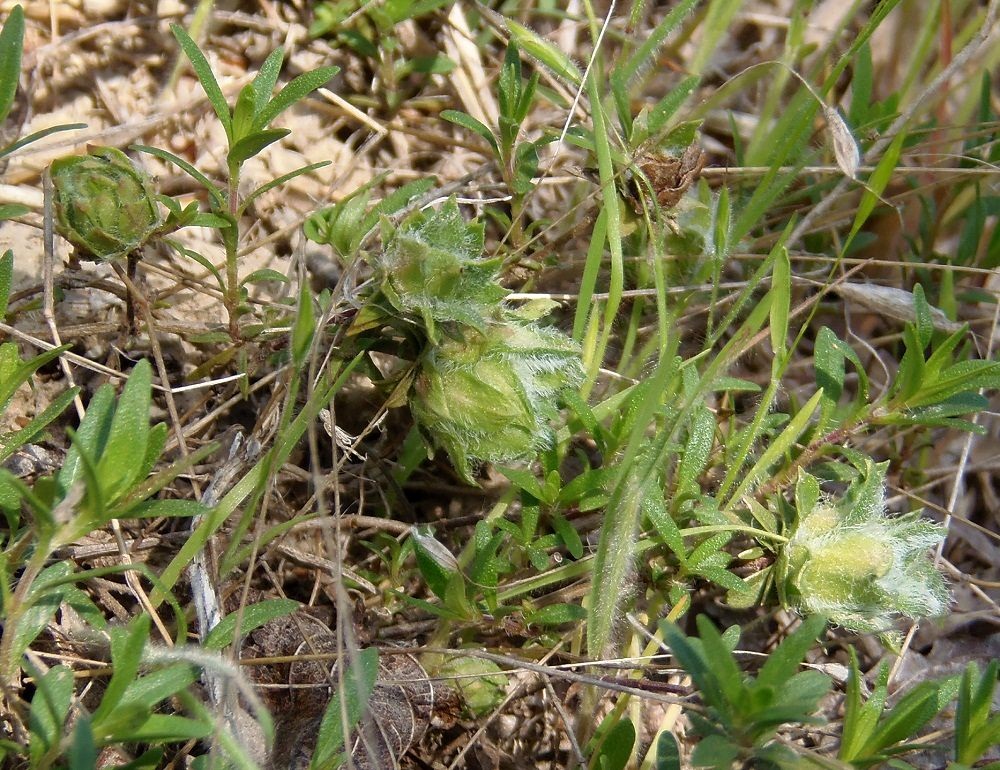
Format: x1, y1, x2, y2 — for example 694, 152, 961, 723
68, 716, 98, 770
93, 615, 151, 727
127, 714, 213, 742
58, 384, 113, 494
595, 716, 635, 770
912, 284, 934, 348
0, 203, 28, 221
12, 562, 72, 665
865, 678, 959, 757
690, 734, 739, 768
726, 388, 824, 506
0, 122, 85, 160
0, 5, 24, 125
846, 129, 906, 249
241, 268, 289, 286
506, 21, 581, 85
227, 127, 290, 166
441, 109, 499, 155
0, 386, 80, 464
312, 648, 379, 770
171, 24, 232, 138
28, 664, 73, 762
411, 526, 461, 601
251, 46, 285, 116
754, 614, 827, 694
95, 360, 153, 502
654, 731, 682, 770
290, 281, 315, 368
524, 603, 586, 627
132, 144, 224, 207
662, 620, 724, 713
253, 65, 339, 130
119, 499, 208, 519
204, 598, 300, 650
677, 403, 715, 498
231, 83, 257, 144
618, 0, 697, 88
770, 246, 790, 358
242, 160, 331, 214
117, 664, 199, 713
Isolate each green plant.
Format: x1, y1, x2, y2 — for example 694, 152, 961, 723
134, 25, 337, 341
310, 0, 453, 113
838, 648, 960, 768
661, 614, 831, 769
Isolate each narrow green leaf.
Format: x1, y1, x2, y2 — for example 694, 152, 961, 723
694, 614, 745, 708
127, 714, 213, 741
227, 127, 290, 167
648, 75, 700, 136
93, 615, 151, 726
595, 717, 635, 770
95, 360, 153, 502
241, 160, 331, 214
411, 526, 460, 601
232, 83, 258, 145
68, 716, 98, 770
726, 388, 824, 507
1, 249, 14, 321
119, 499, 207, 519
619, 0, 697, 87
57, 385, 114, 493
132, 144, 224, 207
770, 246, 790, 358
506, 20, 581, 85
0, 5, 24, 125
312, 647, 379, 769
441, 109, 500, 155
251, 46, 285, 116
204, 598, 300, 650
677, 403, 715, 497
290, 281, 315, 369
755, 614, 827, 693
864, 679, 956, 756
253, 66, 339, 130
0, 203, 28, 221
662, 620, 725, 712
846, 129, 906, 249
28, 664, 73, 760
171, 24, 232, 137
0, 122, 85, 160
525, 603, 587, 627
118, 664, 199, 712
240, 268, 288, 287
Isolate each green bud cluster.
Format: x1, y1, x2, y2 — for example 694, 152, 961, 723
777, 460, 949, 637
373, 198, 583, 483
50, 146, 162, 261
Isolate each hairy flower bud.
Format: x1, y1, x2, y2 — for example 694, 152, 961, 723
411, 323, 582, 483
777, 462, 949, 637
50, 147, 161, 260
